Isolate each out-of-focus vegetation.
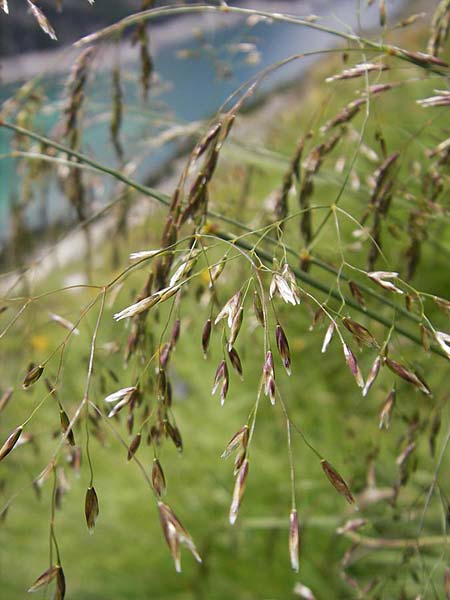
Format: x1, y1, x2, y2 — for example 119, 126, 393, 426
0, 2, 449, 599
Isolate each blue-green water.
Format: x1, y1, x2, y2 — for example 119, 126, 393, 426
0, 0, 406, 240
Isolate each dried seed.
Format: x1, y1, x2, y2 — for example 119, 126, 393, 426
289, 508, 300, 572
0, 426, 23, 462
23, 364, 44, 389
152, 459, 166, 497
229, 458, 249, 525
85, 486, 99, 533
60, 410, 75, 446
127, 433, 142, 460
320, 459, 355, 504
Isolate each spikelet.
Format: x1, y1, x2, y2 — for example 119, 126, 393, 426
27, 1, 57, 40
229, 459, 249, 525
289, 509, 300, 572
320, 459, 355, 504
85, 486, 99, 533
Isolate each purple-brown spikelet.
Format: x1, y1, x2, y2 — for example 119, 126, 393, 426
348, 281, 366, 310
384, 357, 430, 395
229, 458, 249, 525
342, 317, 377, 348
289, 509, 300, 572
262, 350, 276, 404
276, 324, 291, 375
227, 347, 243, 379
158, 501, 202, 572
85, 486, 99, 533
127, 433, 142, 461
320, 459, 355, 504
342, 343, 364, 388
379, 389, 396, 429
152, 459, 166, 498
212, 359, 229, 405
221, 425, 249, 459
363, 355, 381, 397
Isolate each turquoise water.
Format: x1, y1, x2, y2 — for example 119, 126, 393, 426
0, 1, 406, 239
